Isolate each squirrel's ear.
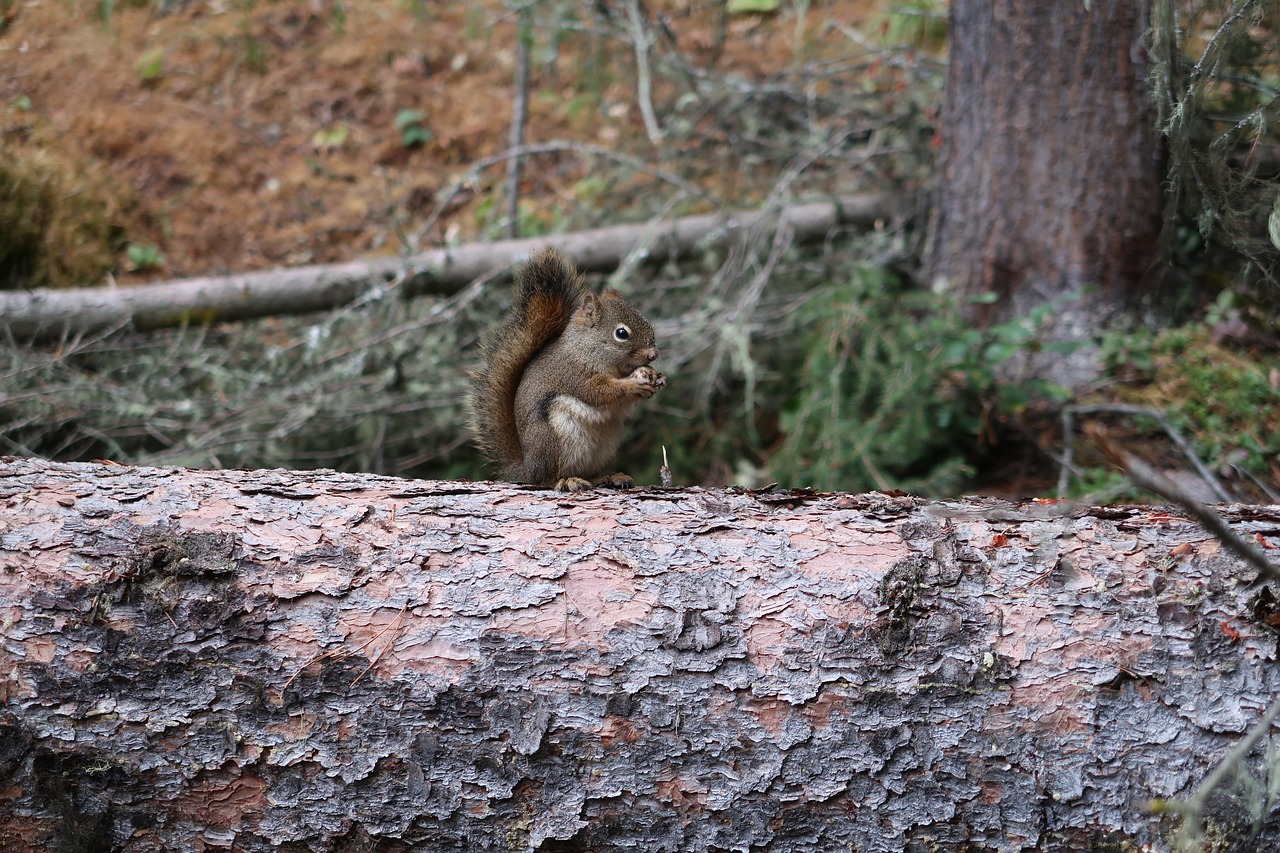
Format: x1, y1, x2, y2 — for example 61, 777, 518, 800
601, 288, 625, 302
576, 291, 602, 324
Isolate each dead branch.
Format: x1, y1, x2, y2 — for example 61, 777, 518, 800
0, 194, 895, 343
504, 4, 533, 239
1061, 403, 1236, 503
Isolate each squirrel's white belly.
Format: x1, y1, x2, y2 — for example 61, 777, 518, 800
548, 394, 630, 475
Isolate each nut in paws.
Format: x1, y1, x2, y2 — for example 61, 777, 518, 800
628, 365, 663, 397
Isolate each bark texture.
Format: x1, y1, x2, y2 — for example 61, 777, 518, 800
0, 195, 892, 342
2, 458, 1280, 852
932, 1, 1162, 334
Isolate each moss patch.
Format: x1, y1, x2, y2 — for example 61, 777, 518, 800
0, 144, 133, 289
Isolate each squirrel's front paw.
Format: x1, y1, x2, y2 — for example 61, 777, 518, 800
625, 365, 664, 398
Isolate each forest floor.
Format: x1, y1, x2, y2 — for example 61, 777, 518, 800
1, 0, 880, 286
3, 2, 1275, 502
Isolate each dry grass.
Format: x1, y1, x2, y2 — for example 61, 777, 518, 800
0, 0, 880, 286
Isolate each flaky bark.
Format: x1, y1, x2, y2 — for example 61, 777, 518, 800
0, 195, 892, 342
2, 457, 1279, 851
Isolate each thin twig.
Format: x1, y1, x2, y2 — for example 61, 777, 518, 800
1154, 692, 1280, 849
626, 0, 663, 145
1065, 403, 1236, 503
1186, 0, 1261, 89
282, 604, 410, 693
411, 140, 714, 247
505, 4, 533, 239
696, 221, 793, 416
1088, 425, 1280, 584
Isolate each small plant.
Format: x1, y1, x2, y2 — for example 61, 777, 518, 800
769, 269, 984, 494
0, 0, 16, 36
135, 48, 165, 84
125, 242, 165, 272
462, 5, 486, 40
1094, 316, 1279, 500
571, 174, 610, 206
878, 1, 949, 51
1099, 328, 1156, 375
767, 273, 1086, 494
394, 109, 433, 147
311, 124, 349, 154
238, 17, 268, 75
399, 0, 429, 20
942, 295, 1077, 415
1151, 330, 1279, 477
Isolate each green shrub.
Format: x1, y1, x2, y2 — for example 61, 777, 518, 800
766, 268, 985, 493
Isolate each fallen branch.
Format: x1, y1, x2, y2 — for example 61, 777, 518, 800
0, 194, 896, 343
1088, 423, 1280, 584
1060, 403, 1236, 503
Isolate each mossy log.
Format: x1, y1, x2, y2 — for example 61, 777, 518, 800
2, 457, 1279, 851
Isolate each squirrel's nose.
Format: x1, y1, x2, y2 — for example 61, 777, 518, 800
645, 346, 659, 362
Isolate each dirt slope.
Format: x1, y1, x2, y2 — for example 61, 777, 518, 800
1, 0, 876, 286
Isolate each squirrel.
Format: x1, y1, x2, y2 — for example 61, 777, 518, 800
468, 247, 666, 492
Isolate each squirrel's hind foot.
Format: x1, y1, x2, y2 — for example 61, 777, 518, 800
555, 476, 595, 493
596, 472, 634, 489
552, 473, 634, 492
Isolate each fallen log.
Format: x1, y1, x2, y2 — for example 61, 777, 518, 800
0, 195, 894, 342
1, 457, 1279, 851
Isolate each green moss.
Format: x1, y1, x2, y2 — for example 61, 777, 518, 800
1095, 323, 1280, 499
0, 147, 130, 289
1149, 329, 1280, 473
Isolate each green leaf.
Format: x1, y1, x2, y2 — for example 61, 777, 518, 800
394, 109, 428, 130
983, 342, 1016, 364
395, 109, 432, 147
940, 341, 970, 364
727, 0, 780, 13
311, 125, 349, 151
136, 47, 165, 82
1041, 383, 1073, 403
401, 126, 433, 146
125, 242, 166, 272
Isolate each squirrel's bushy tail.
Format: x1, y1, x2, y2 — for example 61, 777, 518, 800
468, 248, 583, 469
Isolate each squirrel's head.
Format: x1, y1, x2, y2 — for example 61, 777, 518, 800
575, 289, 659, 376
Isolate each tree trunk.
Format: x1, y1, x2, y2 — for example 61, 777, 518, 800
931, 1, 1162, 380
2, 458, 1279, 852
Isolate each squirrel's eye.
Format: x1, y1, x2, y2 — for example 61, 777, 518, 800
614, 325, 631, 342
